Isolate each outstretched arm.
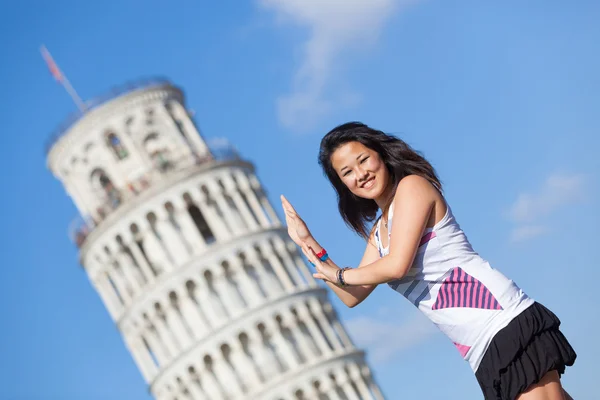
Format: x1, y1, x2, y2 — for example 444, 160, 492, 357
303, 231, 380, 308
307, 175, 438, 286
281, 195, 378, 308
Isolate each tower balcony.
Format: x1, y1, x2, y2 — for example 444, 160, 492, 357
44, 77, 173, 156
69, 143, 242, 248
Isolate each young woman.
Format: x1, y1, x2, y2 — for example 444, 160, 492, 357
280, 122, 576, 400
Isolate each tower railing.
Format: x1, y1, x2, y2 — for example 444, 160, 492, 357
69, 143, 241, 248
44, 77, 173, 155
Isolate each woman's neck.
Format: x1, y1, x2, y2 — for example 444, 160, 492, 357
376, 182, 396, 220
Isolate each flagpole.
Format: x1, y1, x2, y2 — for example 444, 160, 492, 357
61, 75, 87, 112
40, 45, 87, 112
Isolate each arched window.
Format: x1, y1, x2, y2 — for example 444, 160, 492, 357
187, 203, 215, 244
143, 132, 172, 172
90, 168, 121, 209
106, 132, 128, 160
106, 132, 127, 159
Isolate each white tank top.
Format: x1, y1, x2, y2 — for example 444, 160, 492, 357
374, 200, 534, 372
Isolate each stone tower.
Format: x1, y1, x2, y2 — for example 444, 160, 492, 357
46, 78, 385, 400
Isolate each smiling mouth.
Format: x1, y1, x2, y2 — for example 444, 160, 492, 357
361, 176, 376, 189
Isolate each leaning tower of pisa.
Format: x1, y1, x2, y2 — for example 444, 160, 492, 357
46, 78, 385, 400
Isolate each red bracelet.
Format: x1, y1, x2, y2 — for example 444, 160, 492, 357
315, 248, 327, 259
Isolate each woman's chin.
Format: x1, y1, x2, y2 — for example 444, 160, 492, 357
354, 187, 382, 200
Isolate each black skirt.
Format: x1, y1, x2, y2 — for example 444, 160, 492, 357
475, 302, 576, 400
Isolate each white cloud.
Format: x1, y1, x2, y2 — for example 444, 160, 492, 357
508, 173, 586, 242
508, 173, 586, 223
345, 310, 436, 364
258, 0, 418, 130
509, 225, 550, 243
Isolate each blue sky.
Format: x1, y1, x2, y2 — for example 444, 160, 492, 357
1, 1, 598, 399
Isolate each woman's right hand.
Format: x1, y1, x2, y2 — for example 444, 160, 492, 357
280, 195, 313, 247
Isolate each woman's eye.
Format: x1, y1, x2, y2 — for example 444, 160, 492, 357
360, 156, 369, 163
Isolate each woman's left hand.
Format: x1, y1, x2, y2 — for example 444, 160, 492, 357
281, 195, 313, 247
302, 243, 339, 283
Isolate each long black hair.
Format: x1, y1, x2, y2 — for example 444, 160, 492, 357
318, 122, 441, 239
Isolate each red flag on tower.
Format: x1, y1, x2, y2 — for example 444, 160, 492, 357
40, 45, 64, 83
39, 44, 87, 111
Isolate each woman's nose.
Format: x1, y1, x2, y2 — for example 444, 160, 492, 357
357, 168, 369, 181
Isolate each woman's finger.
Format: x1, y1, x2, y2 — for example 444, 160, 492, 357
280, 195, 292, 211
285, 210, 298, 222
281, 195, 299, 215
303, 244, 318, 265
300, 246, 311, 260
302, 243, 312, 260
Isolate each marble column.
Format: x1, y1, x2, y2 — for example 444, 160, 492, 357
192, 276, 222, 327
306, 382, 325, 400
92, 273, 122, 317
201, 356, 226, 400
190, 186, 230, 242
264, 318, 299, 371
223, 174, 260, 231
100, 252, 130, 306
272, 238, 305, 287
225, 262, 250, 309
335, 369, 361, 400
169, 101, 210, 157
154, 207, 189, 267
138, 218, 172, 275
126, 234, 156, 285
123, 332, 158, 381
206, 180, 242, 236
158, 104, 196, 155
362, 365, 385, 400
286, 241, 317, 287
211, 266, 242, 317
175, 287, 209, 338
228, 255, 262, 307
171, 197, 207, 254
163, 298, 193, 350
348, 363, 374, 400
142, 319, 170, 366
324, 302, 354, 349
292, 311, 321, 358
242, 249, 275, 298
183, 372, 208, 400
111, 242, 142, 297
224, 191, 249, 234
152, 307, 180, 358
281, 309, 313, 364
253, 326, 284, 376
310, 299, 345, 352
249, 175, 280, 226
218, 347, 246, 398
234, 171, 270, 227
229, 337, 262, 393
261, 244, 295, 292
297, 304, 332, 356
320, 377, 342, 400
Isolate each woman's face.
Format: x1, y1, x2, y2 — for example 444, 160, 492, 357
330, 141, 390, 201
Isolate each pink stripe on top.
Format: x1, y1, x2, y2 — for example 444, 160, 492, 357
419, 231, 437, 247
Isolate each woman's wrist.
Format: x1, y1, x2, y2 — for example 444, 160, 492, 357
303, 235, 321, 251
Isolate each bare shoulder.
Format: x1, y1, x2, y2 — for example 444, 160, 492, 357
395, 174, 446, 226
395, 174, 438, 197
